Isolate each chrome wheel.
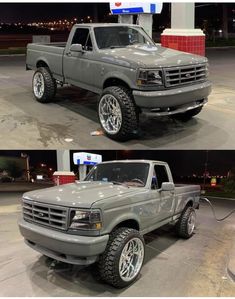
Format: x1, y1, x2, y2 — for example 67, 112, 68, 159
119, 237, 144, 282
99, 94, 122, 135
187, 210, 196, 235
33, 72, 45, 99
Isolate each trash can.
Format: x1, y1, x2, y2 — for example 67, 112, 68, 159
53, 171, 76, 186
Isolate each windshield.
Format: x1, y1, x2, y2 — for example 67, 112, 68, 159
85, 162, 150, 187
94, 26, 155, 49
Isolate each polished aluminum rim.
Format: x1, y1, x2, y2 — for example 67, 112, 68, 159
33, 72, 45, 99
99, 94, 122, 135
119, 237, 144, 282
187, 210, 196, 235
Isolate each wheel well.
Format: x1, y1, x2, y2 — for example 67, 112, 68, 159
186, 200, 193, 207
114, 219, 140, 231
36, 60, 49, 69
103, 78, 130, 90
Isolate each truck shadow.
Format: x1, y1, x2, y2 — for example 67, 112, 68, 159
54, 87, 225, 148
27, 225, 178, 296
55, 86, 99, 123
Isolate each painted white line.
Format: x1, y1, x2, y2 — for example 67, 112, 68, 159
0, 75, 10, 79
0, 54, 25, 57
0, 205, 21, 214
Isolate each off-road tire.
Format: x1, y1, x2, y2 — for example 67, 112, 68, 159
176, 207, 196, 239
172, 106, 202, 122
98, 86, 139, 141
32, 67, 57, 103
97, 227, 145, 288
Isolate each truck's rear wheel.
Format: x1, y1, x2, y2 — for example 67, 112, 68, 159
32, 67, 57, 103
176, 207, 196, 239
98, 86, 139, 141
172, 106, 202, 122
98, 227, 145, 288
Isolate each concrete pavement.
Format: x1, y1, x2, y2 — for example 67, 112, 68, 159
228, 242, 235, 282
1, 48, 235, 149
0, 193, 234, 296
205, 196, 235, 282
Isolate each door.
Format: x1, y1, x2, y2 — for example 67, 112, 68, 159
63, 27, 95, 89
149, 164, 175, 226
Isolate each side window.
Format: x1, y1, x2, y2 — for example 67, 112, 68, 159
151, 168, 157, 190
154, 165, 169, 189
71, 28, 93, 51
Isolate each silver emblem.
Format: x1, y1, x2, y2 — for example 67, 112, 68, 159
185, 73, 191, 78
38, 212, 45, 217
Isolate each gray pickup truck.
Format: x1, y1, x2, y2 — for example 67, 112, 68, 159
19, 160, 200, 288
26, 23, 212, 141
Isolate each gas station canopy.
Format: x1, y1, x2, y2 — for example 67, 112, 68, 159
73, 152, 102, 166
110, 2, 163, 15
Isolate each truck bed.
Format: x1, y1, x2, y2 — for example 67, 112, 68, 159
26, 43, 66, 81
174, 184, 200, 215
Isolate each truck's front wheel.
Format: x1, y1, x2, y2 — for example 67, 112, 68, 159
98, 86, 138, 141
172, 106, 203, 122
98, 227, 145, 288
176, 207, 196, 239
32, 67, 57, 103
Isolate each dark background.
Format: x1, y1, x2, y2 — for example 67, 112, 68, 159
0, 150, 234, 177
0, 3, 235, 32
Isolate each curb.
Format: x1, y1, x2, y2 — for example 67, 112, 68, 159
205, 46, 235, 50
228, 242, 235, 282
0, 54, 26, 57
206, 196, 235, 201
206, 46, 235, 50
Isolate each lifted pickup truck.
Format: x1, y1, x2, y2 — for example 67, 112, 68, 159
19, 160, 200, 288
26, 23, 212, 141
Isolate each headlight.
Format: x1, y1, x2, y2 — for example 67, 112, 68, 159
69, 209, 102, 230
137, 69, 163, 86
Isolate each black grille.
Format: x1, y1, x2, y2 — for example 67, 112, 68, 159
22, 199, 69, 230
164, 64, 207, 87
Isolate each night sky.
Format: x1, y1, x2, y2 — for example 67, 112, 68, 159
70, 150, 235, 177
0, 3, 234, 24
0, 3, 110, 23
0, 2, 235, 39
0, 150, 234, 177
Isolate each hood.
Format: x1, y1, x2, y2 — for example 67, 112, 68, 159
23, 181, 138, 208
99, 44, 207, 68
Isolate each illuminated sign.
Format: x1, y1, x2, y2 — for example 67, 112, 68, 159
73, 152, 102, 166
110, 2, 163, 14
211, 177, 217, 187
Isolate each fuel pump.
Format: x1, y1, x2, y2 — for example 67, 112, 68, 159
110, 2, 163, 38
73, 152, 102, 181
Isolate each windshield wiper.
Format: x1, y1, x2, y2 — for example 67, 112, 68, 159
111, 181, 129, 188
109, 46, 125, 49
111, 181, 123, 185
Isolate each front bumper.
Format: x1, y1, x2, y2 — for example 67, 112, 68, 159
133, 81, 212, 110
18, 217, 109, 265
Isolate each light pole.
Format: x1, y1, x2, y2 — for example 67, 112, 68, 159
21, 153, 30, 182
203, 150, 209, 190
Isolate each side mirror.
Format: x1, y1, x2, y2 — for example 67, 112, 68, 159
161, 182, 175, 192
70, 44, 83, 52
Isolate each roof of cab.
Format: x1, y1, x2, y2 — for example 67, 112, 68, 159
73, 23, 141, 28
99, 160, 167, 165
